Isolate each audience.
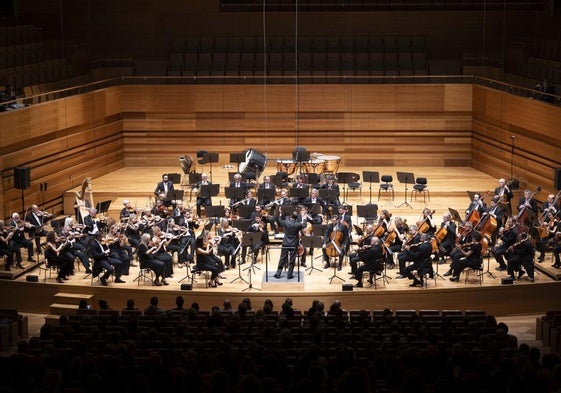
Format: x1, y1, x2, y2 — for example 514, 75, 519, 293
2, 297, 559, 393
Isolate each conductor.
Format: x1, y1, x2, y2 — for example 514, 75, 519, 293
274, 209, 311, 280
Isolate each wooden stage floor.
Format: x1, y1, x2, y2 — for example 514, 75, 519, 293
3, 165, 561, 317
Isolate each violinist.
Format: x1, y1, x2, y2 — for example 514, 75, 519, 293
275, 209, 310, 279
196, 230, 224, 287
396, 225, 422, 279
241, 215, 269, 265
492, 217, 518, 271
217, 217, 241, 269
493, 178, 514, 220
44, 231, 73, 283
354, 236, 384, 288
151, 199, 170, 220
119, 199, 135, 221
176, 208, 200, 265
83, 208, 105, 238
349, 224, 375, 278
59, 223, 91, 274
151, 226, 174, 278
445, 221, 476, 275
447, 231, 483, 282
403, 233, 434, 287
107, 224, 132, 278
435, 212, 457, 264
25, 204, 51, 255
465, 193, 487, 217
251, 204, 277, 236
196, 172, 213, 217
137, 233, 167, 286
0, 220, 16, 271
8, 212, 35, 264
505, 232, 535, 282
322, 214, 349, 271
89, 232, 122, 286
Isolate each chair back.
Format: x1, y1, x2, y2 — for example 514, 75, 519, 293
416, 177, 427, 185
381, 175, 393, 183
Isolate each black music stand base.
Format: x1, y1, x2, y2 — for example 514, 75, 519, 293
305, 256, 323, 275
482, 253, 496, 279
230, 260, 249, 285
328, 258, 345, 284
396, 171, 414, 209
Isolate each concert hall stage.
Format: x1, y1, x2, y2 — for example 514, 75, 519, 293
2, 166, 559, 318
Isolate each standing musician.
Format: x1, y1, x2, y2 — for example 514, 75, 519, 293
447, 231, 483, 282
320, 175, 340, 214
505, 232, 535, 282
322, 214, 349, 271
195, 230, 224, 287
396, 225, 421, 278
0, 220, 16, 271
353, 237, 384, 288
154, 174, 174, 202
493, 178, 514, 221
435, 212, 457, 263
196, 173, 213, 217
258, 175, 277, 206
491, 217, 518, 271
348, 224, 375, 278
25, 204, 51, 255
8, 212, 35, 264
43, 231, 73, 284
403, 233, 434, 287
137, 233, 167, 286
274, 209, 311, 280
217, 217, 241, 269
465, 193, 487, 217
90, 232, 123, 286
229, 173, 248, 206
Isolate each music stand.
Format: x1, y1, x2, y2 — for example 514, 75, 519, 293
200, 152, 219, 182
276, 205, 295, 218
312, 224, 327, 237
289, 187, 309, 200
302, 173, 320, 187
167, 190, 184, 205
302, 235, 324, 275
396, 171, 415, 209
357, 204, 379, 224
204, 205, 224, 230
319, 189, 339, 203
448, 207, 463, 224
363, 171, 380, 204
168, 173, 181, 184
241, 232, 263, 291
236, 205, 253, 219
230, 152, 246, 173
95, 200, 112, 215
337, 172, 360, 203
200, 184, 219, 199
258, 188, 276, 205
293, 148, 310, 174
305, 203, 323, 217
188, 173, 201, 201
225, 187, 246, 205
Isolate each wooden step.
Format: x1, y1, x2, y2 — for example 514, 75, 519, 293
44, 314, 61, 326
49, 303, 79, 315
53, 292, 94, 305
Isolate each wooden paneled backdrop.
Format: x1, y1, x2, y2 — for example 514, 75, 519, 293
1, 83, 560, 219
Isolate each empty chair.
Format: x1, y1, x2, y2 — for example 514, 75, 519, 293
411, 177, 429, 202
378, 175, 394, 200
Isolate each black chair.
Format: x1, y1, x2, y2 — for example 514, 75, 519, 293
464, 258, 484, 285
411, 177, 429, 202
378, 175, 394, 200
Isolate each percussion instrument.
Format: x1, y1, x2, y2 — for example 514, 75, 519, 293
303, 159, 325, 174
239, 149, 267, 174
316, 154, 341, 174
276, 159, 297, 176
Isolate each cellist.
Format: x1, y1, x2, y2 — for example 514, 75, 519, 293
417, 208, 437, 235
322, 214, 349, 271
435, 212, 457, 264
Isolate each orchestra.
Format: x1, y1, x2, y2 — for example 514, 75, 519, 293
5, 150, 559, 290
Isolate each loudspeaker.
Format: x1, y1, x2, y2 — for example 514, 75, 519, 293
14, 166, 31, 190
26, 275, 39, 282
501, 277, 514, 285
342, 284, 354, 291
180, 283, 192, 291
555, 167, 561, 190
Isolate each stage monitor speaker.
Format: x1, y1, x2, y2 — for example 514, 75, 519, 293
501, 277, 514, 285
180, 283, 192, 291
555, 167, 561, 190
342, 284, 354, 291
26, 275, 39, 282
14, 166, 31, 190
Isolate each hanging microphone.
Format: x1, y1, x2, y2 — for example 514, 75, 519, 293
40, 183, 43, 192
511, 135, 515, 139
44, 182, 48, 191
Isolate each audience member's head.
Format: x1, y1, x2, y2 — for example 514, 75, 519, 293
175, 296, 184, 309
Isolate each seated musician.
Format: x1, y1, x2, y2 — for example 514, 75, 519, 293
258, 175, 277, 206
322, 214, 349, 271
354, 236, 384, 288
175, 208, 200, 265
537, 194, 561, 262
137, 233, 167, 286
491, 217, 518, 271
217, 217, 241, 269
418, 208, 437, 236
151, 226, 174, 278
241, 215, 269, 265
82, 208, 106, 239
106, 224, 132, 279
229, 173, 248, 206
25, 204, 51, 255
0, 221, 16, 271
195, 230, 225, 287
44, 231, 73, 284
436, 212, 457, 263
236, 190, 257, 209
196, 173, 213, 217
320, 175, 340, 214
493, 178, 514, 221
396, 225, 421, 278
292, 175, 308, 205
154, 173, 174, 202
444, 221, 476, 276
385, 216, 408, 269
303, 188, 325, 224
517, 189, 539, 220
250, 204, 277, 235
349, 224, 375, 278
151, 199, 171, 220
403, 233, 434, 287
465, 193, 487, 217
505, 232, 535, 282
59, 222, 91, 274
119, 199, 135, 222
551, 231, 561, 269
448, 231, 483, 282
90, 232, 124, 286
9, 212, 36, 265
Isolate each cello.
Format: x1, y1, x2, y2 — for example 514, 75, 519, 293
417, 209, 435, 233
325, 221, 344, 258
